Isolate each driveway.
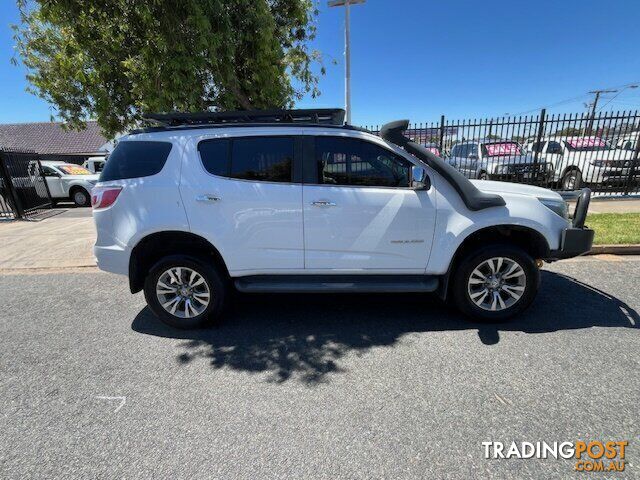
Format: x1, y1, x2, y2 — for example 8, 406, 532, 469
0, 256, 638, 478
0, 208, 95, 270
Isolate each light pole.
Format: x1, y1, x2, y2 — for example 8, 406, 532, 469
328, 0, 365, 125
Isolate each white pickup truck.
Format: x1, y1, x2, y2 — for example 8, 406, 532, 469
91, 109, 593, 329
523, 136, 637, 190
38, 160, 99, 206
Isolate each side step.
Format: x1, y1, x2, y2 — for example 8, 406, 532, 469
234, 275, 439, 294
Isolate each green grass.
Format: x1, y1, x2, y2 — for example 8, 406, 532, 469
586, 213, 640, 245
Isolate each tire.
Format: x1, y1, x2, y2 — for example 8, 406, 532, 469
478, 171, 489, 180
451, 244, 539, 322
561, 169, 582, 191
143, 255, 227, 329
71, 188, 90, 207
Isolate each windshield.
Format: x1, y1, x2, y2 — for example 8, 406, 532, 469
565, 137, 611, 151
482, 142, 523, 157
58, 165, 92, 175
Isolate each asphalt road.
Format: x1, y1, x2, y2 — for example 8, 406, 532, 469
1, 257, 638, 479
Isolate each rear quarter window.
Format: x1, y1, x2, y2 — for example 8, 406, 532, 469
99, 141, 173, 181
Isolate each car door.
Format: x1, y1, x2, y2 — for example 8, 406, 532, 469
302, 134, 436, 271
41, 165, 65, 198
180, 133, 304, 273
544, 141, 564, 180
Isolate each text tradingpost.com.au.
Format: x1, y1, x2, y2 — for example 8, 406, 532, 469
482, 441, 628, 473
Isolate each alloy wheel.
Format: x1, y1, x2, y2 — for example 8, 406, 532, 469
156, 267, 211, 319
466, 257, 526, 311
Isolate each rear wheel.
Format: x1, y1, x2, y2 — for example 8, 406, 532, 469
451, 245, 539, 321
478, 171, 489, 180
144, 255, 227, 329
71, 188, 90, 207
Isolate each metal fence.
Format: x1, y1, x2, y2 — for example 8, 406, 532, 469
0, 150, 53, 220
365, 109, 640, 196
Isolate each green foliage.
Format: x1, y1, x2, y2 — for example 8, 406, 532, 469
555, 127, 582, 136
13, 0, 324, 136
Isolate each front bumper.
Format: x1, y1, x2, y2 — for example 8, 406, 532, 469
549, 228, 594, 259
548, 188, 594, 259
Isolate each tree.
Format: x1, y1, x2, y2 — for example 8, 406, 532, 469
13, 0, 324, 137
554, 127, 581, 137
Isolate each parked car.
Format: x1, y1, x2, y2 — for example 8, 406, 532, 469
92, 109, 593, 329
614, 132, 639, 152
83, 156, 107, 174
448, 139, 553, 182
38, 160, 99, 206
522, 136, 638, 190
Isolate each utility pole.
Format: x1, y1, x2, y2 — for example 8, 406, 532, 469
328, 0, 365, 125
586, 89, 617, 133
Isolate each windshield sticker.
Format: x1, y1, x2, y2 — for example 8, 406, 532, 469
60, 165, 91, 175
567, 137, 606, 149
485, 143, 521, 156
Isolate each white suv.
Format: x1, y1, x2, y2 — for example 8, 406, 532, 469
92, 109, 593, 328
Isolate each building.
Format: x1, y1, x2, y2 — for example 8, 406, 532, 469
0, 121, 110, 164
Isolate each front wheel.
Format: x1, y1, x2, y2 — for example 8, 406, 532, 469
451, 245, 539, 321
561, 169, 582, 191
144, 255, 227, 329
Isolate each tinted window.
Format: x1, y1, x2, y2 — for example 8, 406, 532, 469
530, 141, 545, 153
453, 144, 476, 157
99, 141, 172, 181
316, 137, 410, 187
230, 137, 293, 182
452, 144, 467, 157
198, 139, 231, 176
547, 141, 563, 154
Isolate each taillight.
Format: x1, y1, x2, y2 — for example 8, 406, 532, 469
91, 186, 122, 209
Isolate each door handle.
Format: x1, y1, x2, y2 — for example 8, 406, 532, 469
196, 194, 221, 203
311, 200, 337, 207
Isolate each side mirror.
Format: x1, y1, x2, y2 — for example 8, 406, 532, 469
411, 166, 431, 190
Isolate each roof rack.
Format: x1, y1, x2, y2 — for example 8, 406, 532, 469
143, 108, 346, 127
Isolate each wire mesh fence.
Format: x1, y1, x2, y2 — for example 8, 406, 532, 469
364, 109, 640, 196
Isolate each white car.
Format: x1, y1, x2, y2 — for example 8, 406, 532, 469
82, 156, 106, 174
92, 109, 593, 329
449, 139, 553, 182
523, 136, 637, 190
39, 160, 99, 206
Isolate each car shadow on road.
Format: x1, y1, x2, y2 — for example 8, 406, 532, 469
131, 271, 638, 384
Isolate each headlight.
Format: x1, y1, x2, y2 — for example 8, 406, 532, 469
538, 197, 569, 219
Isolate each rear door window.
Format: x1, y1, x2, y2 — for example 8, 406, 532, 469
230, 137, 293, 182
99, 141, 173, 181
198, 139, 231, 176
198, 137, 294, 182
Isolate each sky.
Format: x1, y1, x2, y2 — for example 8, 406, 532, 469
1, 0, 640, 127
